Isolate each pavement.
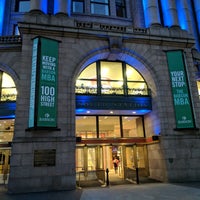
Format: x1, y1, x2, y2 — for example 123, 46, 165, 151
0, 182, 200, 200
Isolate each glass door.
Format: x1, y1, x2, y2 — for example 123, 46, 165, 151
87, 147, 96, 171
0, 149, 10, 184
124, 145, 149, 182
76, 146, 105, 186
103, 145, 124, 183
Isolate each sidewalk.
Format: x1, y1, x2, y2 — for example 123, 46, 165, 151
1, 182, 200, 200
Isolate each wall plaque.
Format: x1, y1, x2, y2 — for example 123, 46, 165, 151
34, 149, 56, 167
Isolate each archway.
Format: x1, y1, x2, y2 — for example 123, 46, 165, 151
74, 51, 161, 187
0, 65, 18, 185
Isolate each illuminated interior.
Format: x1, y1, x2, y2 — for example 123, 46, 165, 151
197, 81, 200, 98
0, 72, 16, 143
0, 119, 14, 142
76, 115, 144, 139
76, 61, 148, 96
0, 72, 17, 101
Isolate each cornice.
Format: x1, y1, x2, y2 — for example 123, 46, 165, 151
18, 13, 195, 48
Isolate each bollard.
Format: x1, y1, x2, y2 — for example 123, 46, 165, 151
106, 168, 109, 186
136, 167, 139, 184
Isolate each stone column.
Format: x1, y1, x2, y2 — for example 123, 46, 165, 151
30, 0, 48, 14
161, 0, 179, 27
193, 0, 200, 33
176, 0, 193, 34
131, 0, 145, 28
142, 0, 161, 27
54, 0, 67, 15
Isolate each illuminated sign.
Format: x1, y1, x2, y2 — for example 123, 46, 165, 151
76, 95, 152, 111
166, 51, 195, 129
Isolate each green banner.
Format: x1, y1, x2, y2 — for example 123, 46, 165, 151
37, 37, 58, 127
166, 51, 195, 129
29, 37, 59, 128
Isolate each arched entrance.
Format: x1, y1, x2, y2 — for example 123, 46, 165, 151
74, 59, 159, 187
0, 70, 17, 185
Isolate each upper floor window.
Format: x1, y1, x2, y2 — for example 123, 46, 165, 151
72, 0, 84, 13
90, 0, 109, 15
0, 71, 17, 101
115, 0, 126, 17
75, 61, 149, 96
15, 0, 30, 12
72, 0, 127, 18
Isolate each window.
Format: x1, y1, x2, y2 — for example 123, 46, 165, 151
76, 115, 145, 139
126, 65, 148, 95
72, 0, 84, 13
0, 71, 17, 101
0, 119, 14, 142
100, 62, 123, 95
76, 116, 97, 138
76, 61, 149, 96
76, 63, 97, 94
99, 116, 120, 138
91, 0, 109, 15
15, 0, 30, 12
47, 0, 54, 15
122, 116, 144, 137
115, 0, 126, 17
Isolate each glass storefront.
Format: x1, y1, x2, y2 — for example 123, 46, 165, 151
76, 144, 149, 186
75, 61, 150, 186
0, 71, 16, 183
76, 115, 145, 139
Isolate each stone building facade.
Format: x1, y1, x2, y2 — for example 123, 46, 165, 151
0, 0, 200, 193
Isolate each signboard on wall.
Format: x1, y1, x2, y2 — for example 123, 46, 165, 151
28, 37, 59, 129
76, 95, 152, 111
166, 50, 195, 129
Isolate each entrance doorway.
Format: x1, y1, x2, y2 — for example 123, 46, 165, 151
0, 149, 10, 185
76, 144, 149, 187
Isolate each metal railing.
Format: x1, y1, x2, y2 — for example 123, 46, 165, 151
0, 93, 17, 102
76, 168, 105, 188
75, 86, 151, 96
